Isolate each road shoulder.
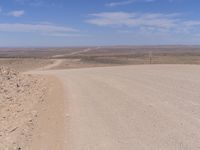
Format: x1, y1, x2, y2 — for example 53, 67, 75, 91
27, 76, 66, 150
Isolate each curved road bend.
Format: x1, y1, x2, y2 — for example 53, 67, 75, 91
37, 65, 200, 150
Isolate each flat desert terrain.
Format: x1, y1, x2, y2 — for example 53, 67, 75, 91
1, 46, 200, 149
2, 46, 200, 70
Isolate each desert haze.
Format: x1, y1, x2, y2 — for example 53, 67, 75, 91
0, 46, 200, 149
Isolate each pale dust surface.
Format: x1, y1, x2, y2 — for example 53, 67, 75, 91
27, 77, 66, 150
38, 65, 200, 150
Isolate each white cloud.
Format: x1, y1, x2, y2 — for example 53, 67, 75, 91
106, 0, 136, 7
8, 10, 25, 17
0, 23, 80, 37
87, 12, 177, 29
44, 33, 89, 37
87, 11, 200, 36
106, 0, 155, 7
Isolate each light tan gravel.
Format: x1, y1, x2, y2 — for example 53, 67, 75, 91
27, 76, 66, 150
3, 64, 200, 150
41, 65, 200, 150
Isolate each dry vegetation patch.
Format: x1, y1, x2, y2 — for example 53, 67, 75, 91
0, 59, 54, 72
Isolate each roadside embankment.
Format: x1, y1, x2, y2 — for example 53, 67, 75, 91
0, 66, 48, 149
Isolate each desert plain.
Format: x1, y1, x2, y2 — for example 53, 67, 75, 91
1, 46, 200, 150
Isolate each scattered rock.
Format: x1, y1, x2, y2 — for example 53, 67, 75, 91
0, 66, 48, 149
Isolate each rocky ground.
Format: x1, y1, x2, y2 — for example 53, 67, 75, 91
0, 66, 48, 150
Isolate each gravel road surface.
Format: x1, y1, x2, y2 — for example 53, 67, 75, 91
36, 65, 200, 150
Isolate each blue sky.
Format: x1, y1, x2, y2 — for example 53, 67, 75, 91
0, 0, 200, 47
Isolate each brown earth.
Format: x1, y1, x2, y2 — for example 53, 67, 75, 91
0, 58, 54, 72
1, 46, 200, 72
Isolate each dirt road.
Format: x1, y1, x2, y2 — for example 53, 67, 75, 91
36, 59, 64, 70
34, 65, 200, 150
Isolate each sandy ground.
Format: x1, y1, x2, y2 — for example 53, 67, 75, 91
36, 65, 200, 150
0, 64, 66, 150
2, 59, 200, 149
27, 77, 66, 150
0, 67, 48, 149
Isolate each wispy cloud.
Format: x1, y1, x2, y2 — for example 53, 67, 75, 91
0, 23, 81, 37
87, 12, 177, 29
8, 10, 25, 17
106, 0, 155, 7
86, 11, 200, 35
106, 0, 136, 7
44, 33, 89, 37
